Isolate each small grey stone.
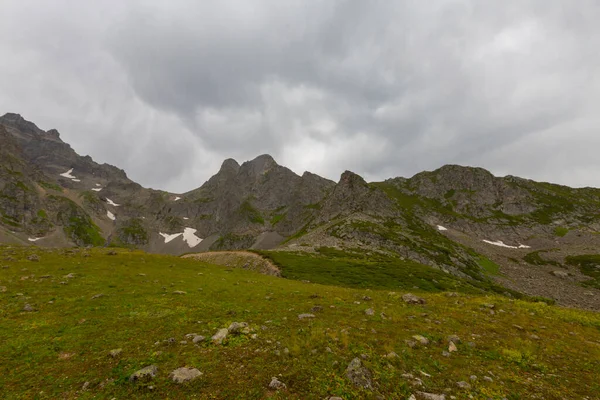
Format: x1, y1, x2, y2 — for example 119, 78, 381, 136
81, 381, 90, 391
129, 365, 158, 382
345, 357, 373, 390
23, 303, 34, 312
0, 286, 6, 293
483, 376, 493, 382
27, 255, 40, 262
228, 322, 249, 334
91, 294, 104, 299
173, 290, 187, 295
298, 313, 315, 320
212, 328, 229, 344
402, 293, 426, 304
412, 335, 429, 345
192, 335, 206, 344
415, 392, 446, 400
447, 335, 461, 344
456, 381, 471, 389
470, 375, 477, 382
364, 308, 375, 316
170, 367, 202, 383
311, 305, 323, 312
268, 377, 286, 390
108, 348, 122, 358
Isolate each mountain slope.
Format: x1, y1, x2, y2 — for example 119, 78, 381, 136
2, 113, 600, 310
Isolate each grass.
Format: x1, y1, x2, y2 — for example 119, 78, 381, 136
553, 227, 569, 237
239, 199, 264, 225
523, 251, 561, 267
0, 245, 599, 399
565, 255, 600, 289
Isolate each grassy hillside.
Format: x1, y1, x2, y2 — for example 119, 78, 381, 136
1, 245, 599, 399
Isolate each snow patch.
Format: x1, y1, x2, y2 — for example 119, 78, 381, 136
28, 237, 42, 242
71, 179, 81, 182
437, 225, 447, 231
182, 227, 203, 248
91, 188, 102, 192
106, 211, 116, 221
159, 232, 183, 243
183, 217, 189, 220
95, 183, 101, 187
60, 168, 76, 179
174, 196, 181, 201
483, 240, 530, 249
106, 198, 120, 207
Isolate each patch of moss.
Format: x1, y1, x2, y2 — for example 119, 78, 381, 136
38, 181, 63, 192
117, 218, 149, 246
523, 251, 561, 267
554, 226, 569, 237
239, 199, 264, 224
566, 255, 600, 289
270, 213, 285, 225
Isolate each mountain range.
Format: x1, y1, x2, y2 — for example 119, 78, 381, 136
1, 113, 599, 310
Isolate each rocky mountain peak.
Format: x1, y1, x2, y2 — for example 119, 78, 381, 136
339, 170, 368, 188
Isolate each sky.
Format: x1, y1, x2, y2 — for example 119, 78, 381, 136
1, 0, 600, 193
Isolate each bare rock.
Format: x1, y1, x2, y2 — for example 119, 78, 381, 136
27, 254, 40, 262
212, 328, 229, 344
228, 322, 249, 334
448, 341, 458, 352
345, 357, 373, 390
415, 392, 446, 400
552, 270, 569, 278
412, 335, 429, 345
23, 303, 35, 312
456, 381, 471, 389
298, 313, 315, 320
129, 365, 157, 382
109, 348, 122, 358
192, 335, 206, 344
91, 294, 104, 299
173, 290, 187, 295
268, 377, 286, 390
170, 367, 202, 383
402, 293, 426, 305
364, 308, 375, 316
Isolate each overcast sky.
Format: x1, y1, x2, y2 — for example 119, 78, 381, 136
1, 1, 599, 192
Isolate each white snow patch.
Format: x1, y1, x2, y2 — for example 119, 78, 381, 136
91, 188, 102, 192
174, 196, 181, 201
106, 198, 120, 207
95, 183, 101, 187
60, 168, 76, 179
159, 232, 183, 243
437, 225, 448, 231
71, 179, 81, 182
106, 211, 116, 221
28, 237, 43, 242
483, 240, 530, 249
183, 217, 189, 220
182, 227, 203, 248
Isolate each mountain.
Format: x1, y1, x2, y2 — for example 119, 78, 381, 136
1, 113, 600, 310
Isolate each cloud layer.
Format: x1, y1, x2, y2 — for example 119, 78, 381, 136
1, 0, 599, 192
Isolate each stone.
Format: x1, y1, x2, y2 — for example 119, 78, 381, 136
483, 376, 493, 382
552, 270, 569, 278
268, 377, 286, 390
129, 365, 158, 382
345, 357, 373, 390
0, 286, 6, 293
107, 250, 118, 256
384, 352, 398, 359
212, 328, 229, 344
402, 293, 426, 304
447, 335, 461, 344
311, 305, 323, 312
64, 273, 76, 279
228, 322, 249, 334
445, 292, 459, 297
23, 303, 34, 312
81, 381, 90, 391
173, 290, 187, 295
109, 348, 122, 358
91, 294, 104, 299
412, 335, 429, 345
329, 397, 344, 400
448, 341, 458, 352
27, 255, 40, 262
298, 313, 315, 320
362, 296, 372, 301
192, 335, 206, 344
406, 340, 417, 348
456, 381, 471, 389
364, 308, 375, 316
170, 367, 202, 383
470, 375, 477, 381
415, 392, 446, 400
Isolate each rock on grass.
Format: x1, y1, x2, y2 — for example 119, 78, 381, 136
268, 377, 286, 390
129, 365, 157, 382
170, 367, 202, 383
402, 293, 426, 305
211, 328, 228, 344
345, 357, 373, 390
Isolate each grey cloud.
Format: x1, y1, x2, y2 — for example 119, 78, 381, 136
1, 0, 600, 192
